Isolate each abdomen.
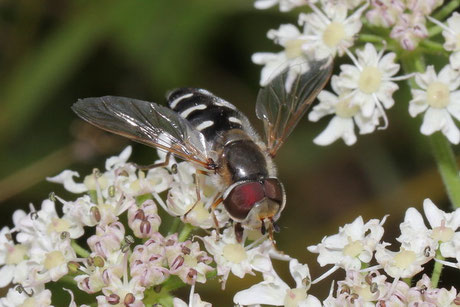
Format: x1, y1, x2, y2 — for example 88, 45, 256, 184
167, 88, 245, 146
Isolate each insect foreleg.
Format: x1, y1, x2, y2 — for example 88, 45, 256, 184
210, 196, 223, 239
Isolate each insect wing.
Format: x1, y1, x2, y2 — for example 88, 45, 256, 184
255, 60, 333, 156
72, 96, 211, 168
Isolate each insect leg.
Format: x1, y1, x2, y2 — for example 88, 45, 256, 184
184, 171, 203, 218
131, 152, 172, 170
210, 196, 223, 239
234, 222, 244, 243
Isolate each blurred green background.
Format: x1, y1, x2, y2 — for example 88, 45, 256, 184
0, 0, 458, 304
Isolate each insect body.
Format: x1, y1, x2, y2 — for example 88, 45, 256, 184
166, 88, 282, 232
72, 60, 332, 239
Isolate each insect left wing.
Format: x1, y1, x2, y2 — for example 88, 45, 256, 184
255, 59, 333, 157
72, 96, 212, 169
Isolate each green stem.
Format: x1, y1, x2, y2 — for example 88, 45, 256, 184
178, 223, 194, 242
403, 277, 412, 286
428, 0, 460, 38
428, 26, 442, 38
432, 0, 460, 21
71, 240, 90, 258
419, 39, 447, 53
59, 274, 78, 286
358, 34, 385, 44
429, 133, 460, 209
168, 217, 181, 235
431, 249, 445, 288
402, 52, 460, 210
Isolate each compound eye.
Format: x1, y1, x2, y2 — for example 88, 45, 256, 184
263, 178, 284, 203
224, 182, 265, 220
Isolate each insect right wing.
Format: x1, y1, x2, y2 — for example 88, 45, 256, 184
255, 59, 333, 157
72, 96, 213, 169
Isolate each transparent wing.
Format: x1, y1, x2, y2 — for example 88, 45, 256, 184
72, 96, 213, 168
255, 59, 333, 157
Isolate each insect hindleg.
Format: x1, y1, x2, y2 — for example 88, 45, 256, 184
184, 170, 205, 218
131, 152, 172, 170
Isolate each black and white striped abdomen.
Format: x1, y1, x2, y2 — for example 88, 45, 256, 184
167, 88, 245, 142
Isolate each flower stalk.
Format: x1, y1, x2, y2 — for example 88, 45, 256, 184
429, 132, 460, 209
431, 249, 445, 288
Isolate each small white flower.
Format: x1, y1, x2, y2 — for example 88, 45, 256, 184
298, 3, 367, 60
428, 12, 460, 70
325, 270, 389, 305
252, 24, 312, 89
13, 200, 83, 244
409, 65, 460, 144
0, 286, 52, 307
47, 170, 87, 194
165, 238, 213, 285
127, 199, 161, 239
234, 259, 321, 307
201, 229, 268, 288
254, 0, 311, 11
130, 236, 169, 287
390, 12, 428, 50
422, 199, 460, 258
309, 77, 382, 146
308, 216, 386, 270
0, 227, 29, 287
397, 207, 437, 259
375, 242, 429, 279
96, 274, 145, 307
24, 234, 76, 286
406, 0, 442, 15
87, 222, 125, 259
437, 12, 460, 53
59, 195, 99, 227
451, 51, 460, 71
334, 43, 401, 119
75, 250, 125, 294
365, 0, 405, 28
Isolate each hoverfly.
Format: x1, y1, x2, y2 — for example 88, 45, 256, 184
72, 60, 332, 241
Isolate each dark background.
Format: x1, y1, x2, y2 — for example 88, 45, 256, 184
0, 0, 458, 304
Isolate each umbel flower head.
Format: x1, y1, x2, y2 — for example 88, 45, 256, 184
0, 145, 459, 306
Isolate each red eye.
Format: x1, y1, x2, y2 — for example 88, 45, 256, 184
264, 178, 283, 202
224, 182, 265, 220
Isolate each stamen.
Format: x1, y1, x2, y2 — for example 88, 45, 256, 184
373, 94, 389, 130
386, 276, 400, 300
377, 40, 387, 60
345, 48, 363, 71
389, 73, 415, 81
427, 16, 455, 35
360, 264, 383, 273
434, 258, 458, 269
307, 3, 331, 26
188, 283, 196, 307
48, 192, 56, 202
152, 193, 173, 215
311, 265, 339, 284
244, 234, 269, 251
349, 3, 370, 23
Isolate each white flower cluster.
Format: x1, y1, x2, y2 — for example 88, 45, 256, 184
253, 0, 460, 145
307, 198, 460, 306
0, 147, 458, 306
